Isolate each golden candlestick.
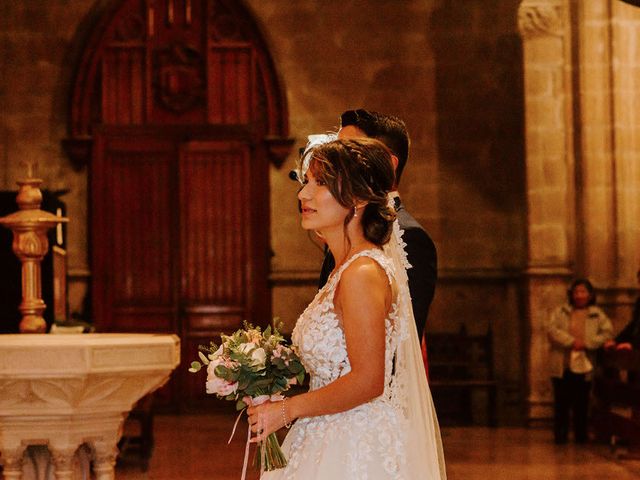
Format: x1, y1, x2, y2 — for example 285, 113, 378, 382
0, 173, 68, 333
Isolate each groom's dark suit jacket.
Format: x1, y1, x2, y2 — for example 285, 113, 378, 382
318, 197, 437, 339
616, 296, 640, 348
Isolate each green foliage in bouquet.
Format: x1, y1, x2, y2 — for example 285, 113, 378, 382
188, 321, 305, 410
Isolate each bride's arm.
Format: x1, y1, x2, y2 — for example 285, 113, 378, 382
247, 257, 390, 441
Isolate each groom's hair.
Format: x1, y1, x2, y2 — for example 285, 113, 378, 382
340, 109, 410, 184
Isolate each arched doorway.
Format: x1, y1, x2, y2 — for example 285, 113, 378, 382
64, 0, 293, 406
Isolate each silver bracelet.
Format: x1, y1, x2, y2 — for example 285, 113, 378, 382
281, 398, 292, 429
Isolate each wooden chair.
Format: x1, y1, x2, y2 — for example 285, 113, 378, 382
426, 324, 498, 426
117, 393, 155, 471
592, 349, 640, 457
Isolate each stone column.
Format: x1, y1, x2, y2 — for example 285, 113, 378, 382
51, 448, 76, 480
0, 446, 26, 480
610, 2, 640, 283
518, 0, 574, 421
92, 441, 117, 480
576, 0, 616, 284
573, 0, 640, 321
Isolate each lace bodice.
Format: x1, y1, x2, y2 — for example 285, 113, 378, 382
292, 249, 400, 393
261, 249, 406, 479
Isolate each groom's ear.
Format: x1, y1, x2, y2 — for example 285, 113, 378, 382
389, 154, 399, 172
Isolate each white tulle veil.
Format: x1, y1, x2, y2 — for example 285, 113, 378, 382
384, 208, 447, 479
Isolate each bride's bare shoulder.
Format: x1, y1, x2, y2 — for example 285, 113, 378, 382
337, 255, 390, 296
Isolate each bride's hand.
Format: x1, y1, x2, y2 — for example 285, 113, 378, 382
247, 400, 287, 442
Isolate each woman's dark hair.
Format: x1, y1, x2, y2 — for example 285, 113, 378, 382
567, 278, 596, 306
300, 138, 396, 246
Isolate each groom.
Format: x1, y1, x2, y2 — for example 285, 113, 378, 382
318, 109, 437, 342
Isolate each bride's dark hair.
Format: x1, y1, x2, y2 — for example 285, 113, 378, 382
302, 138, 396, 246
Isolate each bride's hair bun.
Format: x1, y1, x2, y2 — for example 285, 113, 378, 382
305, 138, 396, 246
361, 201, 396, 245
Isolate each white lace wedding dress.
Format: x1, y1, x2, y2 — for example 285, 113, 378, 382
262, 248, 446, 479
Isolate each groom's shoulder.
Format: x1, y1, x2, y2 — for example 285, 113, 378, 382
397, 208, 434, 246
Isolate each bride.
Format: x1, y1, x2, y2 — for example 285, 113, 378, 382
248, 138, 446, 479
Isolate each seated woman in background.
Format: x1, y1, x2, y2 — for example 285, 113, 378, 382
605, 268, 640, 351
546, 278, 613, 444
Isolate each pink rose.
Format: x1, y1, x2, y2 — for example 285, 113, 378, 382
206, 358, 237, 396
206, 376, 238, 396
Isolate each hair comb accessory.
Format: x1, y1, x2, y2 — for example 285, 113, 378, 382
296, 133, 337, 182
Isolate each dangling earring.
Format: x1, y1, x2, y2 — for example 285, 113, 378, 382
353, 206, 358, 218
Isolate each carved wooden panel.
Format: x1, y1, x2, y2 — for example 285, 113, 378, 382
93, 134, 176, 332
179, 141, 250, 332
207, 47, 253, 124
148, 0, 207, 124
102, 47, 146, 125
111, 155, 172, 307
69, 0, 291, 140
150, 42, 207, 124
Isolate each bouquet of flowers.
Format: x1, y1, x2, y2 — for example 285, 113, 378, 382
189, 322, 305, 472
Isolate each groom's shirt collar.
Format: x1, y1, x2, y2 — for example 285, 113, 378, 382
389, 191, 401, 211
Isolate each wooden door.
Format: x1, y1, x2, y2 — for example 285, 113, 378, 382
93, 132, 270, 405
92, 132, 177, 335
67, 0, 292, 408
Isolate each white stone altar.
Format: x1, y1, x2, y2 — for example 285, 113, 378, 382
0, 334, 180, 480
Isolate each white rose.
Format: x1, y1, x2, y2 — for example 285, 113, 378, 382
250, 348, 267, 367
209, 344, 224, 359
238, 342, 254, 355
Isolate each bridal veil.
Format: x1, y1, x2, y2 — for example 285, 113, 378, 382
384, 215, 447, 479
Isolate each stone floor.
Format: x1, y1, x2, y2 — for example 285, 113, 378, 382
115, 412, 640, 480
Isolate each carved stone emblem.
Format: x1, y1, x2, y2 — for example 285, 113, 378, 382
517, 1, 564, 39
153, 43, 205, 113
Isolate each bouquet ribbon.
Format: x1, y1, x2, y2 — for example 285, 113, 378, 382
228, 394, 284, 480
